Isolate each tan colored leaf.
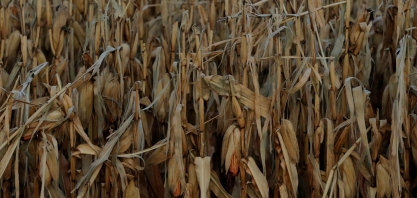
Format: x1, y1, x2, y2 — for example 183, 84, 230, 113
221, 124, 236, 169
341, 156, 356, 198
203, 75, 271, 118
290, 68, 311, 94
281, 119, 300, 162
194, 157, 211, 198
125, 180, 140, 198
376, 162, 391, 198
352, 86, 372, 168
242, 157, 269, 198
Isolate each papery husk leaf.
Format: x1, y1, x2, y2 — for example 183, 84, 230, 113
221, 124, 236, 169
195, 157, 211, 198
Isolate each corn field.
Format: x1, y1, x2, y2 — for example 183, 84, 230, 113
1, 0, 417, 197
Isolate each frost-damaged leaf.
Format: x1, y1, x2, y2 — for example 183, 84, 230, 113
242, 157, 269, 198
195, 157, 211, 198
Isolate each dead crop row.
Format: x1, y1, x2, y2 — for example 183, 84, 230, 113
0, 0, 416, 197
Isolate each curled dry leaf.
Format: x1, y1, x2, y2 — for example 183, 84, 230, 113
73, 144, 102, 157
0, 0, 415, 197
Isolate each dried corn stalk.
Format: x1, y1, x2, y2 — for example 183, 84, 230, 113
0, 0, 415, 197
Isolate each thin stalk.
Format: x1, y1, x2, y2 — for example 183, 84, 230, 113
194, 27, 206, 157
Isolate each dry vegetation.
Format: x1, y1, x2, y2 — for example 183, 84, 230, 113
1, 0, 417, 197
